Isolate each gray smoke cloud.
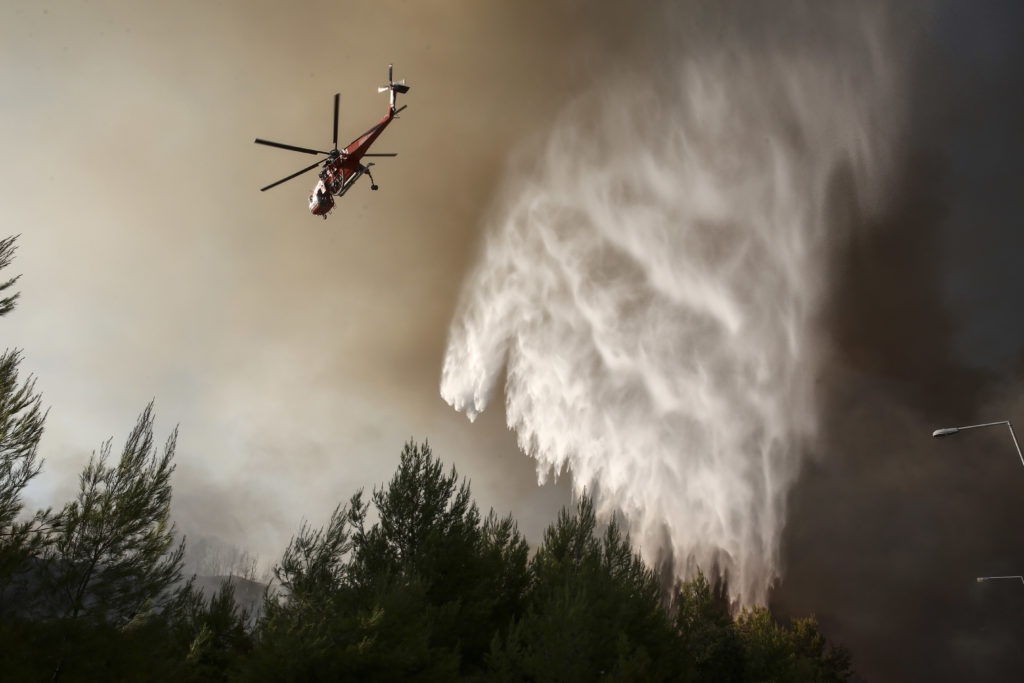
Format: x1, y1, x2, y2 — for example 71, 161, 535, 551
773, 1, 1024, 677
442, 3, 906, 605
10, 0, 1023, 677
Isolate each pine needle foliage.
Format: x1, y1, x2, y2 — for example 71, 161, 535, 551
0, 350, 48, 590
0, 235, 21, 317
0, 236, 49, 603
39, 402, 185, 625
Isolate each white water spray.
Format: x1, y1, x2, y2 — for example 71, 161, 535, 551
442, 7, 903, 605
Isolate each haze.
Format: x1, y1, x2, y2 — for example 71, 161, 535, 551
4, 1, 1024, 680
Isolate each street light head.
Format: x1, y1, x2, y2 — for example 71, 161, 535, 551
977, 577, 986, 583
932, 427, 961, 438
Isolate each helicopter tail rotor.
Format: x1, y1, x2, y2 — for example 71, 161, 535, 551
378, 63, 410, 111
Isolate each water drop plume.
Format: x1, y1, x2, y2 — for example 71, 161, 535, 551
442, 3, 905, 605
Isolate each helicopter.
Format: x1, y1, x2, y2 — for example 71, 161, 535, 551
255, 64, 410, 218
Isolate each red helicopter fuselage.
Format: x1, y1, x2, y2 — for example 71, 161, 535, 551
255, 64, 409, 218
309, 106, 400, 217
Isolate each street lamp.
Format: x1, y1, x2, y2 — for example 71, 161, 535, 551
977, 576, 1024, 585
931, 420, 1024, 468
936, 423, 1024, 590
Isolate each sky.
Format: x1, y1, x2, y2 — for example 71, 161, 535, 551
1, 0, 587, 556
3, 1, 1024, 680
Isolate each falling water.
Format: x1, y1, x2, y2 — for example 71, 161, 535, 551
441, 5, 904, 605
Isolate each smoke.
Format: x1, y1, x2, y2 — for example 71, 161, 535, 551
183, 533, 265, 582
770, 2, 1024, 678
441, 3, 905, 605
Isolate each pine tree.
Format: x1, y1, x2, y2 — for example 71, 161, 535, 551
38, 402, 185, 625
0, 351, 47, 595
0, 235, 49, 612
489, 495, 679, 682
360, 441, 529, 674
673, 570, 745, 681
249, 441, 530, 680
737, 607, 854, 682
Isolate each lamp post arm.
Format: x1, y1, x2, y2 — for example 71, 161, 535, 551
954, 420, 1012, 432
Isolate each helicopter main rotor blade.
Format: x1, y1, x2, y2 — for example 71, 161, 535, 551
332, 93, 340, 149
254, 138, 329, 155
362, 153, 398, 157
260, 159, 324, 192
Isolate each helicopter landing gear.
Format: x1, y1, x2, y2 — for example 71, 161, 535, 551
365, 164, 379, 191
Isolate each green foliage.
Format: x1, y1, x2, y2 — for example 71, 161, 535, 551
247, 441, 530, 681
275, 495, 362, 603
165, 578, 253, 682
364, 442, 529, 668
0, 237, 246, 680
673, 569, 746, 681
246, 494, 385, 682
0, 612, 187, 682
0, 349, 48, 596
372, 441, 480, 570
0, 235, 48, 603
38, 402, 185, 625
736, 607, 853, 682
0, 231, 861, 680
241, 444, 856, 682
0, 350, 45, 531
488, 495, 679, 682
0, 235, 21, 317
0, 580, 253, 683
0, 359, 856, 683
